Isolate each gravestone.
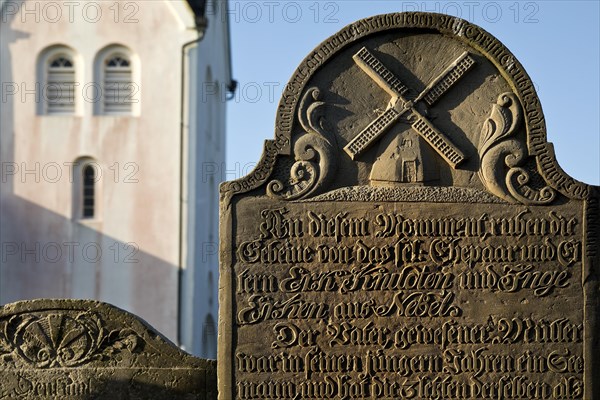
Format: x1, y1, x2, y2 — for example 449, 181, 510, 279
0, 299, 217, 399
219, 12, 600, 400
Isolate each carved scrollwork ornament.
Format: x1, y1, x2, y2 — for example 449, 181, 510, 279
478, 92, 556, 205
267, 87, 337, 200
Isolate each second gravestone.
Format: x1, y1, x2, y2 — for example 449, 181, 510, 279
219, 12, 599, 400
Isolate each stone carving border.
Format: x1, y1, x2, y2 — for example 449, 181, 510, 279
219, 12, 591, 203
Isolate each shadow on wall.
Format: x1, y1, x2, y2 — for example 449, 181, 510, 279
0, 194, 181, 342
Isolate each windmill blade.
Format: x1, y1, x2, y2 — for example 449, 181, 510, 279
411, 113, 466, 168
418, 52, 476, 107
353, 47, 409, 98
344, 108, 402, 160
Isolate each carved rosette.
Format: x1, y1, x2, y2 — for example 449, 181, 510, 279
478, 92, 556, 205
0, 311, 142, 368
267, 88, 336, 200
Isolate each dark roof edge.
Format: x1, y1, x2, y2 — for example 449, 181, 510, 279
186, 0, 207, 18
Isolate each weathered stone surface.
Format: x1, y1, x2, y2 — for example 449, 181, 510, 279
0, 299, 217, 399
219, 12, 600, 400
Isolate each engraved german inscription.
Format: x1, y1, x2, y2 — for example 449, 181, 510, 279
230, 201, 584, 399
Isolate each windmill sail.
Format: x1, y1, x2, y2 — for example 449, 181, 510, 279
344, 108, 401, 159
411, 114, 466, 168
419, 52, 476, 106
353, 47, 409, 97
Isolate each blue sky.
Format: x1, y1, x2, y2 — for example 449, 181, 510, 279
224, 0, 600, 186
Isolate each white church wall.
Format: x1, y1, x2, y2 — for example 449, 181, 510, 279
0, 0, 228, 350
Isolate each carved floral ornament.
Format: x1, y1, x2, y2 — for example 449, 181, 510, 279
0, 311, 142, 368
220, 13, 587, 203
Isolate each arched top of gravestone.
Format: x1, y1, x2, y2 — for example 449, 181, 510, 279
221, 12, 596, 204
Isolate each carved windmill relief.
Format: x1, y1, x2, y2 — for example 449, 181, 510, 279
345, 47, 475, 184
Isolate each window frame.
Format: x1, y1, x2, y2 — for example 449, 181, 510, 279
94, 45, 140, 116
73, 158, 102, 222
82, 164, 96, 219
37, 45, 81, 116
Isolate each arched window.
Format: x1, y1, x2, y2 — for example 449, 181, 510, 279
103, 53, 133, 114
205, 67, 214, 141
207, 271, 214, 307
73, 158, 101, 221
82, 164, 96, 219
95, 45, 138, 115
38, 46, 78, 115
